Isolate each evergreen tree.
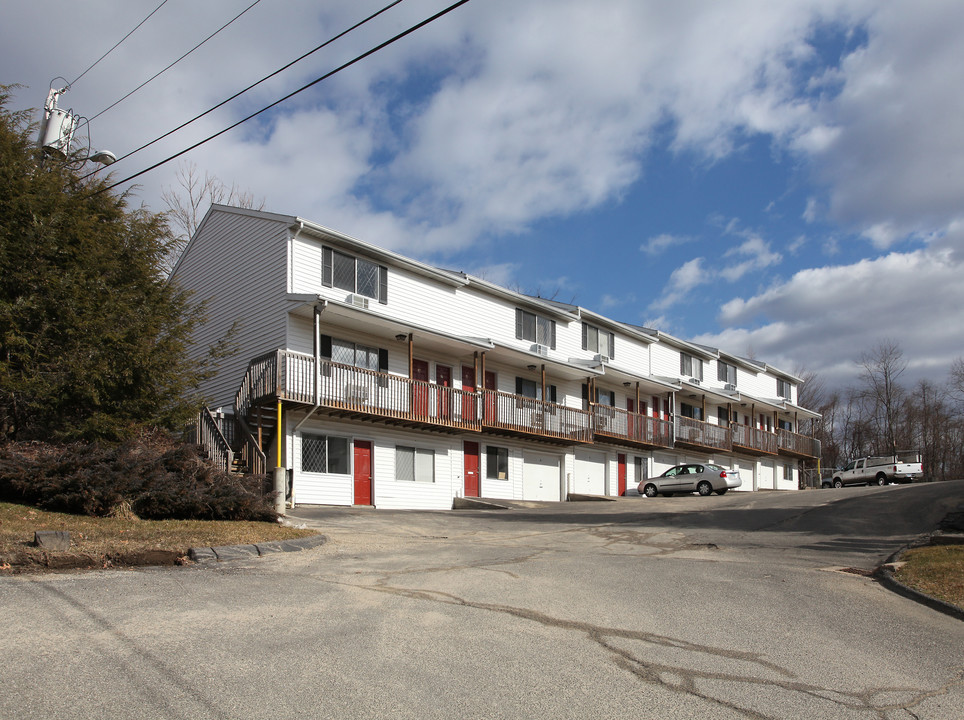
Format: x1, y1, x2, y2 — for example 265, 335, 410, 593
0, 85, 211, 441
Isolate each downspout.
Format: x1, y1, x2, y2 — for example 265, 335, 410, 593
294, 300, 328, 432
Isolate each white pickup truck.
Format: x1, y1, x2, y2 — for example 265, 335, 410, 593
825, 452, 924, 488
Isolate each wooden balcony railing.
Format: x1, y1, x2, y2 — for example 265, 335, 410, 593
675, 416, 732, 452
730, 424, 778, 455
777, 428, 821, 458
240, 350, 589, 442
481, 389, 592, 443
592, 405, 674, 448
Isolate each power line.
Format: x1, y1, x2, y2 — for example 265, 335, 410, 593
88, 0, 264, 123
95, 0, 473, 196
82, 0, 406, 180
70, 0, 170, 87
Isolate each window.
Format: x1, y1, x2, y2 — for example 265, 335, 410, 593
486, 446, 509, 480
515, 308, 556, 349
517, 378, 557, 402
777, 378, 793, 400
581, 384, 614, 409
634, 456, 647, 483
323, 247, 388, 303
778, 419, 792, 432
680, 403, 702, 420
717, 407, 731, 427
582, 323, 614, 359
320, 335, 388, 372
301, 434, 349, 474
718, 361, 737, 386
395, 446, 434, 482
783, 464, 794, 482
680, 353, 703, 380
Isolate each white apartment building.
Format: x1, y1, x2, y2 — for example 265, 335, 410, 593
173, 205, 820, 510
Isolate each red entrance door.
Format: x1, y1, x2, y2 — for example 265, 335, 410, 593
617, 453, 627, 496
463, 441, 480, 497
484, 371, 497, 422
436, 364, 452, 420
412, 359, 429, 418
353, 440, 372, 505
461, 366, 476, 421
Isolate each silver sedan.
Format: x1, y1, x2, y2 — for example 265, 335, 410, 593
639, 463, 741, 497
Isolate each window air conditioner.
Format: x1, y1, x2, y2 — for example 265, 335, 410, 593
689, 378, 701, 385
531, 344, 549, 356
594, 354, 610, 364
345, 383, 369, 403
724, 383, 736, 391
346, 293, 369, 309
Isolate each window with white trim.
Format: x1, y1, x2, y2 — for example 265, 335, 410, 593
718, 361, 737, 386
323, 247, 388, 303
582, 322, 614, 358
680, 353, 703, 380
777, 378, 793, 400
486, 446, 509, 480
301, 434, 350, 474
395, 446, 434, 482
515, 308, 556, 349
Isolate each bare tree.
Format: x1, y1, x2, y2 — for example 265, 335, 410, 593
161, 161, 264, 272
856, 340, 907, 454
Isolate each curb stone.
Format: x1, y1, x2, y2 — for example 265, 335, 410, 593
876, 541, 964, 622
188, 534, 327, 564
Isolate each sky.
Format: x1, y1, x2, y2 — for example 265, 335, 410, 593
3, 0, 963, 393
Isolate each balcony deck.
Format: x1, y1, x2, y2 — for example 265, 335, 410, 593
777, 428, 821, 459
731, 425, 778, 456
674, 416, 733, 453
592, 405, 674, 450
236, 350, 821, 458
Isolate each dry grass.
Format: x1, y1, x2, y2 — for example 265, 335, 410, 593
0, 501, 315, 571
894, 545, 964, 609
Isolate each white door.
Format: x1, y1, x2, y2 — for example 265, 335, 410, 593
522, 452, 561, 501
758, 460, 775, 490
574, 451, 606, 495
735, 459, 755, 492
652, 453, 676, 478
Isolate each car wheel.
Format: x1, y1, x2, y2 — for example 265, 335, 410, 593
697, 481, 713, 496
643, 484, 658, 498
717, 488, 728, 495
833, 479, 843, 488
876, 474, 887, 486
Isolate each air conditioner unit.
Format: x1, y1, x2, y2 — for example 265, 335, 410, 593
346, 293, 369, 309
724, 383, 736, 391
531, 344, 549, 356
594, 354, 610, 364
689, 378, 701, 385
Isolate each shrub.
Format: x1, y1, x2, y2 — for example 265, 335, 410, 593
0, 430, 276, 521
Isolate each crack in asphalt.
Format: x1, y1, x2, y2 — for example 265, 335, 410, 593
315, 555, 964, 719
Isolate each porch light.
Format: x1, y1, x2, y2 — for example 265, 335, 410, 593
395, 334, 407, 341
527, 364, 537, 371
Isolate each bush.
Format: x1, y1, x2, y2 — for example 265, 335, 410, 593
0, 430, 276, 521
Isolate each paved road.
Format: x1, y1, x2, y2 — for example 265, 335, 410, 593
3, 482, 962, 719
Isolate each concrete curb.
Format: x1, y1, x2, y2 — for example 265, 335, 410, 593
567, 493, 617, 502
188, 534, 327, 564
876, 541, 964, 622
452, 497, 509, 510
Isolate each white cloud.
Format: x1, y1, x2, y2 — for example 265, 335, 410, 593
721, 236, 783, 281
696, 246, 964, 387
650, 258, 708, 311
641, 233, 693, 256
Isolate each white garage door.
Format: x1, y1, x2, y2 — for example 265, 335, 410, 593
758, 460, 775, 490
522, 451, 561, 501
652, 453, 676, 477
574, 451, 606, 495
734, 459, 755, 492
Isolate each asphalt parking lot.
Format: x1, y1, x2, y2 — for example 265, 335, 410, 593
3, 482, 962, 719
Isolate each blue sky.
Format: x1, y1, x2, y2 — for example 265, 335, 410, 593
4, 0, 964, 391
